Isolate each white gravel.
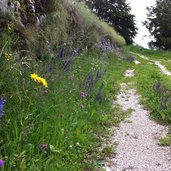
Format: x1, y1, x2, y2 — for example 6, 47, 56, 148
154, 61, 171, 76
105, 70, 171, 171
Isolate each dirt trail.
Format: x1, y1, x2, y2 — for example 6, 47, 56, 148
131, 52, 171, 76
105, 70, 171, 171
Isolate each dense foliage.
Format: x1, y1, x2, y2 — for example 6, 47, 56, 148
0, 0, 125, 58
144, 0, 171, 50
85, 0, 137, 44
0, 1, 129, 170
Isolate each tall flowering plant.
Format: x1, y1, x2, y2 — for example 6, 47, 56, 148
0, 97, 6, 118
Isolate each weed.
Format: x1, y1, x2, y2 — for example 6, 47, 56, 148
159, 135, 171, 146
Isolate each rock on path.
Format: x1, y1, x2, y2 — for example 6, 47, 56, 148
105, 70, 171, 171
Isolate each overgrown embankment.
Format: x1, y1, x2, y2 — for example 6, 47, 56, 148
0, 49, 133, 170
0, 0, 125, 57
0, 1, 131, 170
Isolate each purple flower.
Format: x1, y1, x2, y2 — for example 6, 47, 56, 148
58, 48, 64, 59
80, 92, 87, 98
40, 144, 47, 151
72, 48, 78, 57
0, 159, 4, 168
0, 97, 6, 118
44, 90, 48, 94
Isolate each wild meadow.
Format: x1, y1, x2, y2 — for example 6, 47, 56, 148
1, 0, 171, 170
0, 37, 133, 170
0, 1, 129, 169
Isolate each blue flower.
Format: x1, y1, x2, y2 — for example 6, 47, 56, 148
58, 48, 64, 59
72, 48, 78, 57
0, 97, 6, 118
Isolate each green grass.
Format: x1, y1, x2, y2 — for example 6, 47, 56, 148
0, 49, 132, 170
125, 45, 171, 145
131, 55, 171, 123
128, 45, 171, 60
68, 2, 126, 47
159, 135, 171, 146
128, 45, 171, 72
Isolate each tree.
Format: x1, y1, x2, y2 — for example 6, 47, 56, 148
144, 0, 171, 50
84, 0, 137, 44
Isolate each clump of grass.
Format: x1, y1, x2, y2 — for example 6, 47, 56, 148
100, 144, 117, 158
159, 135, 171, 146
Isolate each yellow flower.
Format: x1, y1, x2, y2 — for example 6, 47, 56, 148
30, 73, 48, 87
3, 53, 12, 60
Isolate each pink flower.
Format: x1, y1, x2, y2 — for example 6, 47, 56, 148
80, 92, 87, 98
44, 90, 48, 94
40, 144, 47, 151
0, 160, 4, 168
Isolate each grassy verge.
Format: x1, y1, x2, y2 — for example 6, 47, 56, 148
128, 45, 171, 60
125, 45, 171, 145
132, 56, 171, 123
0, 49, 132, 170
128, 45, 171, 72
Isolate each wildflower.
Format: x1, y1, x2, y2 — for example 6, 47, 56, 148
72, 48, 78, 57
0, 97, 6, 118
58, 48, 64, 59
76, 142, 81, 146
0, 159, 4, 168
44, 90, 48, 94
80, 92, 87, 98
40, 144, 47, 151
80, 104, 84, 109
69, 145, 73, 149
3, 53, 12, 60
31, 73, 48, 88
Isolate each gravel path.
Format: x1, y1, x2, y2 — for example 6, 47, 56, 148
131, 52, 171, 76
105, 70, 171, 171
154, 61, 171, 76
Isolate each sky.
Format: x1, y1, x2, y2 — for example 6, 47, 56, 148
127, 0, 156, 48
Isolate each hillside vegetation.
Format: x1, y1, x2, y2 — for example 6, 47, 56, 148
0, 1, 130, 170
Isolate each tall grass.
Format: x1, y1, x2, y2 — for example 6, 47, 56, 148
0, 1, 129, 170
72, 2, 126, 47
0, 45, 132, 170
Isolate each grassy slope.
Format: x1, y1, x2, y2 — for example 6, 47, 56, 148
127, 45, 171, 123
128, 45, 171, 60
74, 2, 125, 46
128, 45, 171, 72
0, 49, 133, 170
0, 1, 129, 170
